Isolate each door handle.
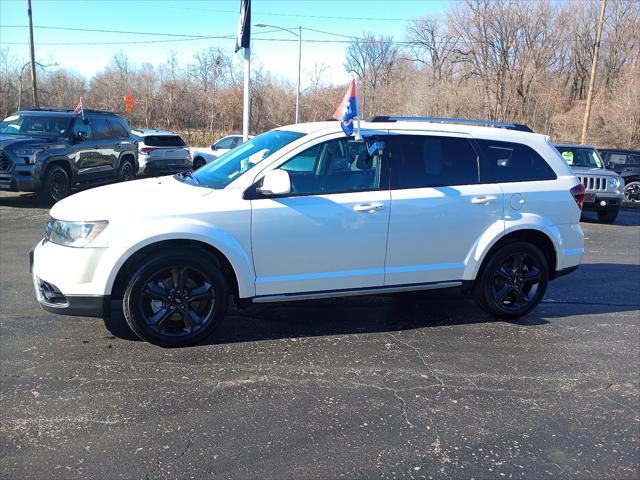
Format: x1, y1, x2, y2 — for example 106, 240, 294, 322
471, 195, 497, 205
353, 202, 384, 212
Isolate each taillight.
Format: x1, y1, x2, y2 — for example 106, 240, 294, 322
570, 183, 586, 209
139, 147, 158, 155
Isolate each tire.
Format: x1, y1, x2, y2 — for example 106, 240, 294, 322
597, 207, 619, 224
472, 241, 549, 319
193, 157, 206, 170
122, 248, 229, 347
623, 181, 640, 203
39, 165, 70, 203
118, 159, 136, 182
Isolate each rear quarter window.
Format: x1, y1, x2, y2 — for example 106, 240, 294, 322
477, 139, 557, 183
143, 135, 186, 147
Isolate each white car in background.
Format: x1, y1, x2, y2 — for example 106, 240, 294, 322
132, 129, 192, 176
192, 134, 254, 169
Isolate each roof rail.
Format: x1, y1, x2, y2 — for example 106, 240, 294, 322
367, 116, 533, 133
20, 108, 119, 116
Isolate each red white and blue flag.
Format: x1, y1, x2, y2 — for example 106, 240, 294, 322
333, 78, 359, 136
73, 97, 84, 119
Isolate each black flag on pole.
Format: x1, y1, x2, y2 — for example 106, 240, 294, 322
235, 0, 251, 52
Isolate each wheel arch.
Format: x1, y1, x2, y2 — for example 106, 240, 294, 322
109, 238, 244, 303
118, 152, 137, 172
464, 226, 559, 284
42, 157, 73, 182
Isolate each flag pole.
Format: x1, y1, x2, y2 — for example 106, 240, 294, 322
355, 76, 361, 140
243, 47, 250, 142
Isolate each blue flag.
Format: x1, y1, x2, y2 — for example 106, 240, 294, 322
333, 79, 358, 136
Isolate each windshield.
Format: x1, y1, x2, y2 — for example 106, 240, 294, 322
0, 114, 71, 137
186, 130, 306, 189
556, 146, 603, 168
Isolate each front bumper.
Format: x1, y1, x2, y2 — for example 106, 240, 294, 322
582, 192, 622, 211
30, 240, 110, 318
0, 163, 41, 192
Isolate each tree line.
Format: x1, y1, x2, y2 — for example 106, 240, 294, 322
1, 0, 638, 148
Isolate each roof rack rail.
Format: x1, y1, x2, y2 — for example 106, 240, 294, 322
20, 107, 119, 116
367, 116, 533, 133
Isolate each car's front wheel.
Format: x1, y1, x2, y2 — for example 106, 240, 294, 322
123, 249, 229, 347
623, 181, 640, 203
40, 165, 70, 203
473, 242, 548, 319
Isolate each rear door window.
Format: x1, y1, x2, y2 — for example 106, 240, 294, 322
107, 120, 129, 139
478, 140, 557, 182
388, 135, 479, 189
143, 135, 186, 147
90, 118, 113, 140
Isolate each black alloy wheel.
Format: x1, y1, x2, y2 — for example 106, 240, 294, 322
119, 160, 135, 182
41, 165, 70, 203
123, 249, 228, 347
473, 242, 548, 319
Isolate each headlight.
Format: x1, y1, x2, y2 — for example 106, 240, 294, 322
608, 176, 623, 192
13, 147, 41, 164
45, 217, 109, 247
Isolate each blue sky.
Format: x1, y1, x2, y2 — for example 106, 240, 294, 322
0, 0, 449, 87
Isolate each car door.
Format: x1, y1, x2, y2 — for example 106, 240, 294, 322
69, 118, 102, 182
251, 135, 391, 296
384, 132, 504, 286
89, 117, 118, 179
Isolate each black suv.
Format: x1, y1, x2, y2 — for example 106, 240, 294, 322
0, 109, 137, 202
598, 148, 640, 203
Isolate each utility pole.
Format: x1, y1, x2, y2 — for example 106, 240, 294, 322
27, 0, 38, 108
581, 0, 607, 145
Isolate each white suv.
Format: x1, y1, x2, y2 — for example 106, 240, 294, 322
192, 134, 254, 170
31, 117, 585, 347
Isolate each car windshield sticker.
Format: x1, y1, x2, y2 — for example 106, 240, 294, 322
2, 115, 19, 122
562, 150, 574, 165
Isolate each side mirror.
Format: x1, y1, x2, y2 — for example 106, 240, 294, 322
211, 144, 218, 150
72, 132, 86, 144
257, 169, 291, 196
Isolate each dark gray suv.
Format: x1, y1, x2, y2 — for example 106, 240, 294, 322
0, 109, 137, 203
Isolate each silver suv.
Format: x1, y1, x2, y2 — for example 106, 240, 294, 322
132, 129, 192, 176
555, 144, 624, 223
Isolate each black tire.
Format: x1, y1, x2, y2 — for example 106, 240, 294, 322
193, 157, 206, 170
597, 207, 619, 224
122, 248, 229, 347
473, 242, 548, 319
624, 181, 640, 203
39, 165, 70, 203
118, 159, 136, 182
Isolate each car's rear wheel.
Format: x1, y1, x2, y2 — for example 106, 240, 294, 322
597, 207, 619, 224
40, 165, 70, 203
473, 242, 548, 319
193, 157, 206, 170
123, 249, 228, 347
118, 159, 136, 182
623, 181, 640, 203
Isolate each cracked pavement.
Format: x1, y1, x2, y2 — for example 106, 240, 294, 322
1, 192, 639, 479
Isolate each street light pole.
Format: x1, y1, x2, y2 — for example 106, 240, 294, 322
255, 23, 302, 123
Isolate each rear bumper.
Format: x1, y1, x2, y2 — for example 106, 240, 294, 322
138, 155, 192, 175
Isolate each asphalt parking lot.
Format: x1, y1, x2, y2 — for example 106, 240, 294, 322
1, 192, 639, 479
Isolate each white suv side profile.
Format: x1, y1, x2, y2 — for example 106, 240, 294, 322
31, 117, 586, 347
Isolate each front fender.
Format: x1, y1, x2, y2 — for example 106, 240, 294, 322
462, 214, 563, 280
95, 218, 255, 298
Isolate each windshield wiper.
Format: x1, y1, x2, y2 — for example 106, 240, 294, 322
177, 170, 201, 185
